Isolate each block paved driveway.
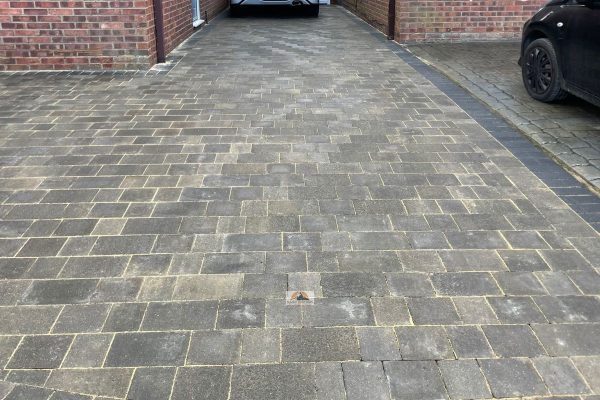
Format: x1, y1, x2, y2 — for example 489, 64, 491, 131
1, 6, 600, 400
408, 42, 600, 188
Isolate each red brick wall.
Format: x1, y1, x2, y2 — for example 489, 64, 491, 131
343, 0, 546, 42
340, 0, 388, 34
201, 0, 229, 21
0, 0, 157, 70
163, 0, 193, 54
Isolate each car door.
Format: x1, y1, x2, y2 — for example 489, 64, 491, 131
562, 2, 600, 96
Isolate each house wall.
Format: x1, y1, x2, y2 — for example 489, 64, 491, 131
202, 0, 229, 21
343, 0, 546, 42
163, 0, 193, 54
0, 0, 157, 70
0, 0, 228, 71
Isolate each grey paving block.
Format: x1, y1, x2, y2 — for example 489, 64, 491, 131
62, 334, 112, 368
343, 361, 391, 400
103, 302, 146, 332
541, 250, 593, 271
487, 296, 547, 323
223, 233, 281, 252
321, 272, 388, 297
187, 330, 241, 365
282, 327, 359, 362
494, 272, 547, 295
242, 273, 287, 298
172, 275, 242, 300
395, 326, 453, 360
61, 256, 128, 278
266, 251, 307, 273
573, 356, 600, 393
534, 295, 600, 323
240, 328, 280, 363
431, 272, 500, 295
445, 325, 493, 358
479, 358, 548, 397
21, 279, 98, 305
91, 235, 155, 255
171, 367, 231, 400
202, 252, 265, 274
439, 249, 505, 272
371, 297, 411, 326
217, 299, 265, 328
7, 335, 72, 369
17, 238, 66, 257
533, 324, 600, 356
438, 360, 491, 400
127, 367, 177, 400
104, 332, 189, 367
90, 277, 142, 302
357, 327, 401, 361
536, 271, 582, 295
0, 306, 61, 334
315, 362, 346, 400
384, 360, 448, 400
141, 301, 218, 330
406, 297, 460, 325
231, 363, 315, 400
3, 386, 54, 400
386, 273, 434, 297
534, 357, 591, 395
303, 297, 374, 327
265, 298, 302, 327
482, 324, 546, 357
568, 270, 600, 294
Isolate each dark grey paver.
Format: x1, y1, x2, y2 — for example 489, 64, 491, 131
187, 330, 241, 365
170, 367, 231, 400
384, 361, 448, 400
7, 335, 72, 369
230, 364, 315, 400
479, 358, 548, 397
533, 324, 600, 356
102, 302, 146, 332
406, 298, 460, 325
303, 297, 374, 327
357, 327, 401, 361
321, 272, 388, 297
282, 327, 359, 362
141, 301, 218, 330
482, 324, 546, 357
534, 357, 591, 395
395, 326, 453, 360
21, 279, 98, 305
61, 334, 112, 368
128, 367, 177, 400
445, 326, 493, 358
343, 361, 391, 400
438, 360, 491, 400
216, 299, 265, 329
104, 332, 189, 367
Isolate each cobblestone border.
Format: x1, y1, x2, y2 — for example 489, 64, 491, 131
340, 7, 600, 232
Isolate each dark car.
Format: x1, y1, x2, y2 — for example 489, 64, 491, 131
519, 0, 600, 106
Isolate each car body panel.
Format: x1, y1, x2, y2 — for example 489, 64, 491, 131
519, 0, 600, 106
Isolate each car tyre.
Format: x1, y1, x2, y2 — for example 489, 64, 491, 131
522, 38, 567, 102
305, 4, 319, 17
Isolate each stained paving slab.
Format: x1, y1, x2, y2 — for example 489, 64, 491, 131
0, 6, 599, 400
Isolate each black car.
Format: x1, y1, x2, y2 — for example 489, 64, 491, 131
519, 0, 600, 106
